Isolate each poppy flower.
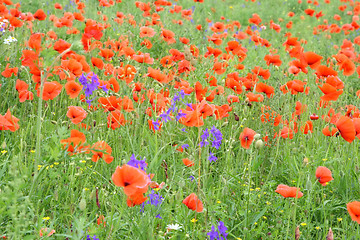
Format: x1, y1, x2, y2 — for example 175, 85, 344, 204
1, 63, 18, 78
39, 228, 55, 237
183, 193, 203, 212
275, 184, 303, 198
161, 29, 176, 44
300, 121, 313, 134
322, 126, 338, 137
37, 81, 62, 101
303, 51, 322, 69
255, 82, 274, 98
112, 164, 150, 196
126, 191, 148, 207
0, 109, 20, 132
335, 116, 355, 143
18, 90, 34, 103
347, 201, 360, 224
139, 26, 156, 38
60, 129, 88, 155
239, 127, 256, 149
91, 57, 104, 69
264, 54, 282, 66
315, 166, 333, 186
66, 106, 87, 124
178, 109, 204, 127
246, 92, 264, 102
280, 126, 294, 139
182, 158, 195, 167
91, 141, 114, 164
107, 110, 126, 130
65, 81, 82, 99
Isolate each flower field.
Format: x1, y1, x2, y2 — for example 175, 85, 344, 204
2, 0, 360, 239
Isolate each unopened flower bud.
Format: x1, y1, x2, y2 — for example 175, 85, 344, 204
79, 198, 86, 211
255, 140, 264, 149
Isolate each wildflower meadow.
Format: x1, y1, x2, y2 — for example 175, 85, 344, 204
2, 0, 360, 239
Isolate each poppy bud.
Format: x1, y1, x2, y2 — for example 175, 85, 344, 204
79, 198, 86, 211
326, 228, 333, 240
310, 114, 319, 120
234, 113, 239, 121
1, 141, 6, 149
295, 226, 300, 240
255, 139, 264, 149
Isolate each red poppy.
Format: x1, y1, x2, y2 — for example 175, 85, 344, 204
264, 54, 282, 66
275, 184, 303, 198
139, 26, 156, 38
66, 106, 87, 124
246, 92, 264, 102
347, 201, 360, 224
60, 129, 89, 155
255, 82, 274, 98
182, 158, 195, 167
107, 110, 126, 129
161, 29, 176, 44
37, 81, 62, 101
65, 81, 82, 99
1, 63, 18, 78
0, 109, 20, 132
315, 166, 333, 186
112, 164, 150, 196
91, 141, 114, 164
178, 109, 204, 127
182, 193, 203, 212
239, 127, 256, 149
303, 51, 322, 69
335, 116, 355, 143
301, 121, 313, 134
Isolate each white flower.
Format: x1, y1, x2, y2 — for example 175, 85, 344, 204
166, 223, 183, 231
3, 36, 17, 45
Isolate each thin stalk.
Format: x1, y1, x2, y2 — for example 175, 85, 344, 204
29, 47, 72, 197
245, 150, 253, 233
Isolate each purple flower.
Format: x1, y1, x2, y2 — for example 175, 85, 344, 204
218, 221, 228, 239
182, 144, 189, 149
147, 190, 163, 207
156, 214, 162, 219
207, 221, 228, 240
207, 226, 220, 240
160, 112, 171, 123
152, 120, 160, 131
127, 154, 147, 171
176, 110, 187, 121
210, 126, 223, 149
189, 175, 195, 181
86, 235, 99, 240
78, 72, 106, 106
200, 128, 210, 147
208, 151, 217, 163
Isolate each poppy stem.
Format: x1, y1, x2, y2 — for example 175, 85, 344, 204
245, 149, 253, 231
29, 47, 72, 197
264, 135, 281, 184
